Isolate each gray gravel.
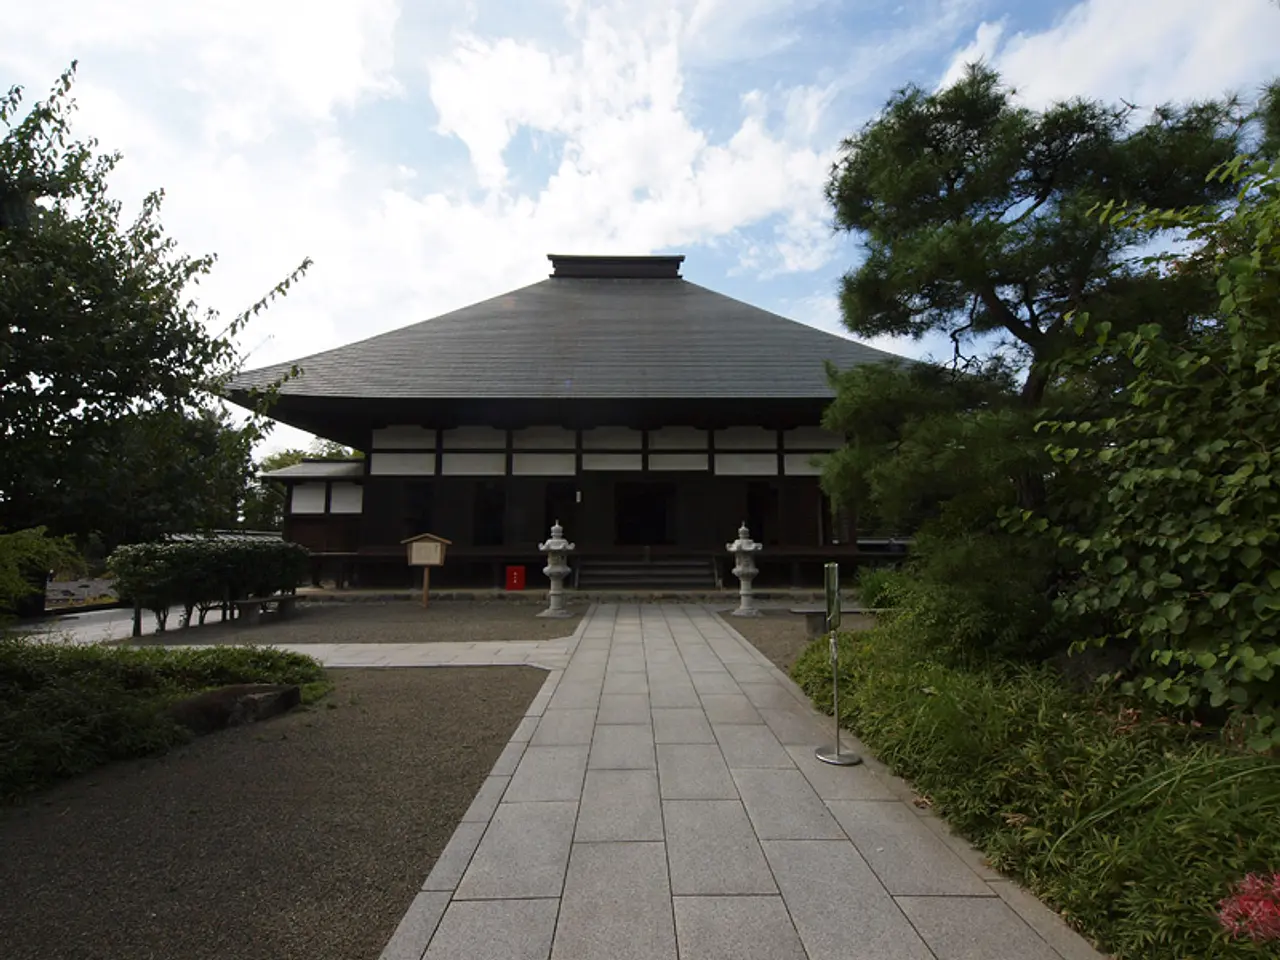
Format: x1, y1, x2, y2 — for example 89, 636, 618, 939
0, 666, 547, 960
123, 600, 584, 646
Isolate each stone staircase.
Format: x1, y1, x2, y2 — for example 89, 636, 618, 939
574, 557, 718, 590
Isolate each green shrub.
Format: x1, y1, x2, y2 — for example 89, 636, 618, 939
854, 565, 900, 608
792, 623, 1280, 960
0, 637, 327, 801
0, 527, 83, 618
108, 536, 310, 630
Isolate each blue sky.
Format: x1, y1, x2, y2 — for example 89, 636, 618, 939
3, 0, 1279, 452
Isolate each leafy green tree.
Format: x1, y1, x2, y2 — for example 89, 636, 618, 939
825, 64, 1252, 407
242, 448, 306, 531
0, 63, 307, 549
1039, 155, 1280, 749
0, 527, 81, 618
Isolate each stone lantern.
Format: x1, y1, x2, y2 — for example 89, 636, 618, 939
726, 522, 762, 617
538, 520, 575, 618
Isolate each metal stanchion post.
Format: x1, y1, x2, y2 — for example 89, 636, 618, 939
816, 561, 861, 767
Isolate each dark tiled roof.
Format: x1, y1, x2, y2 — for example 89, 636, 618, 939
227, 276, 904, 401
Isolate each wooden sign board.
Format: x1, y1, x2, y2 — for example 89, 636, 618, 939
409, 539, 444, 566
399, 533, 453, 608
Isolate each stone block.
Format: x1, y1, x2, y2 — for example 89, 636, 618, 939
575, 769, 664, 842
672, 896, 806, 960
827, 801, 992, 896
552, 842, 676, 960
762, 840, 931, 960
588, 724, 656, 770
504, 746, 589, 803
652, 708, 715, 744
663, 800, 776, 895
657, 744, 738, 800
454, 800, 577, 900
424, 898, 559, 960
895, 896, 1061, 960
732, 769, 844, 839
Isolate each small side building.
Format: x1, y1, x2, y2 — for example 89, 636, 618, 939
230, 254, 906, 588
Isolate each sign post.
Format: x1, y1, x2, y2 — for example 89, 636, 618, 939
816, 562, 862, 767
401, 533, 452, 609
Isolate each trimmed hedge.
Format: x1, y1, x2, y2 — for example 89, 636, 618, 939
792, 624, 1280, 960
0, 638, 328, 801
108, 536, 310, 630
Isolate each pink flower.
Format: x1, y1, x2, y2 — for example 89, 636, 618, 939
1219, 873, 1280, 943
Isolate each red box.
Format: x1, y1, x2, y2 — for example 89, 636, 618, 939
505, 565, 526, 590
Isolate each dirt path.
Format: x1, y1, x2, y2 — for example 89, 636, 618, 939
0, 666, 546, 960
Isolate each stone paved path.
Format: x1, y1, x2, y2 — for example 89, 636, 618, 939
379, 604, 1104, 960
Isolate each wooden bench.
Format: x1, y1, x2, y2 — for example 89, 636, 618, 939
234, 595, 298, 626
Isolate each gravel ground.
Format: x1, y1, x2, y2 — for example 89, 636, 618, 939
124, 600, 584, 646
716, 606, 877, 673
0, 666, 547, 960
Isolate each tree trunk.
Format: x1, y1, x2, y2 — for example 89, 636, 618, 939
1015, 362, 1050, 510
1020, 363, 1050, 406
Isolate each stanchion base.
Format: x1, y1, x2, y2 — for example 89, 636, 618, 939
815, 747, 863, 766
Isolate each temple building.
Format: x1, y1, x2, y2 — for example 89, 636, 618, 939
226, 254, 905, 588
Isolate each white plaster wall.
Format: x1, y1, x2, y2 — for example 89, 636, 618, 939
714, 452, 778, 476
648, 426, 708, 450
290, 483, 327, 514
513, 426, 575, 449
582, 426, 642, 449
783, 453, 825, 476
715, 426, 777, 450
512, 453, 577, 476
329, 483, 364, 513
369, 452, 436, 476
441, 452, 506, 476
442, 426, 507, 449
648, 453, 708, 471
582, 453, 642, 471
371, 425, 435, 449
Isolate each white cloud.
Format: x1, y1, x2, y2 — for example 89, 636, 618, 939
941, 0, 1280, 108
2, 0, 982, 454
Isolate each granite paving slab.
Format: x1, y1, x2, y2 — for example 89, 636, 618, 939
383, 603, 1106, 960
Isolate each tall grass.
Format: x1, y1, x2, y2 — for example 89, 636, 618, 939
792, 626, 1280, 960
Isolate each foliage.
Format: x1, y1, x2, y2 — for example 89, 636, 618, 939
60, 407, 257, 549
821, 357, 1031, 525
0, 637, 326, 801
0, 527, 82, 616
0, 63, 308, 548
1035, 157, 1280, 750
791, 626, 1280, 960
108, 537, 310, 630
854, 564, 900, 608
821, 357, 1067, 658
825, 63, 1249, 405
242, 449, 306, 531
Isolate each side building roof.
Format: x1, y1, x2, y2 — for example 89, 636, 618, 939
260, 460, 365, 481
